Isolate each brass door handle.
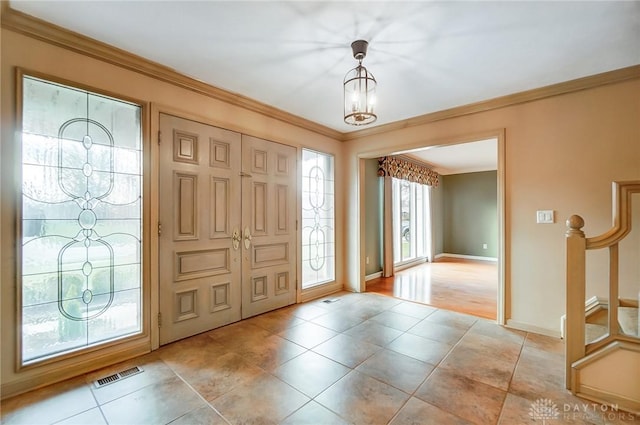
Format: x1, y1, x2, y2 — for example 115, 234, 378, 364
243, 226, 252, 249
232, 228, 241, 250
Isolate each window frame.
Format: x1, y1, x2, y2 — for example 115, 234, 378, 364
300, 147, 336, 290
15, 69, 151, 370
392, 177, 430, 268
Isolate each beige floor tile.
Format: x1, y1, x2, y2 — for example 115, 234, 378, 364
316, 370, 410, 425
344, 303, 389, 321
278, 321, 338, 349
312, 333, 382, 368
87, 353, 177, 405
498, 393, 603, 425
457, 331, 523, 360
246, 308, 306, 333
169, 405, 229, 425
310, 310, 368, 332
52, 407, 106, 425
524, 332, 565, 355
100, 376, 205, 425
207, 321, 272, 350
211, 373, 309, 425
468, 319, 526, 345
387, 333, 453, 365
286, 302, 329, 320
509, 345, 565, 400
415, 368, 506, 425
230, 333, 306, 372
439, 334, 520, 390
156, 333, 229, 373
356, 294, 403, 310
368, 311, 422, 332
498, 393, 549, 425
281, 401, 352, 425
175, 351, 265, 401
424, 309, 478, 330
273, 350, 350, 397
355, 349, 434, 394
390, 301, 438, 319
311, 292, 363, 311
5, 292, 629, 425
407, 319, 467, 345
1, 377, 96, 425
344, 321, 404, 346
389, 397, 474, 425
508, 349, 612, 425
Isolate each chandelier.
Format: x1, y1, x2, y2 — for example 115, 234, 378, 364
343, 40, 377, 125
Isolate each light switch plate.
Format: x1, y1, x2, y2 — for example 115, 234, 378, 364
536, 210, 554, 224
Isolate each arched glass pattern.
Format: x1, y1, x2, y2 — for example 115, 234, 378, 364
301, 149, 335, 288
21, 76, 142, 364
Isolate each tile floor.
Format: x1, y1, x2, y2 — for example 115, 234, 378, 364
2, 292, 638, 425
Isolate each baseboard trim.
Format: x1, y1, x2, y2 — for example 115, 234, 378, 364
435, 253, 498, 262
1, 339, 150, 400
365, 272, 382, 282
394, 257, 428, 272
506, 319, 562, 338
298, 281, 343, 303
575, 385, 640, 416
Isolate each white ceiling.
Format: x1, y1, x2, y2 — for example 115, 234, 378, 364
400, 138, 497, 175
10, 1, 640, 135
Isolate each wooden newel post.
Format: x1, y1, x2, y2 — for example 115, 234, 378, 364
565, 214, 586, 390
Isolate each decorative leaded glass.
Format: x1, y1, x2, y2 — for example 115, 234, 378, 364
21, 76, 142, 364
301, 149, 335, 288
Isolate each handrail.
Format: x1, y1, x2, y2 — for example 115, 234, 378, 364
565, 180, 640, 390
586, 181, 640, 249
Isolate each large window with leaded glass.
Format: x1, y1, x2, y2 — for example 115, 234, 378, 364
301, 149, 335, 288
20, 75, 143, 365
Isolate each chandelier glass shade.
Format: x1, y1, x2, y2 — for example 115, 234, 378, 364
344, 40, 377, 125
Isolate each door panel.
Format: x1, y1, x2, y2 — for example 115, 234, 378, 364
241, 135, 297, 318
159, 114, 242, 344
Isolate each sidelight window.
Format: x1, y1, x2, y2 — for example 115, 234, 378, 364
20, 75, 143, 364
301, 149, 335, 288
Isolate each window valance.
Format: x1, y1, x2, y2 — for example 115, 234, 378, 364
377, 155, 439, 187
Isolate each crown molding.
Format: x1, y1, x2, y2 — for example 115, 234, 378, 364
0, 5, 343, 141
342, 64, 640, 141
2, 4, 639, 143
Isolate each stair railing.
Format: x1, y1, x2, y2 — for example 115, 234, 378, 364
565, 180, 640, 390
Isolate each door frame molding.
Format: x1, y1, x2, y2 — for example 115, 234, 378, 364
356, 128, 508, 325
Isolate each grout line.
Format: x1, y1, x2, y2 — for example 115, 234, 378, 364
164, 358, 233, 425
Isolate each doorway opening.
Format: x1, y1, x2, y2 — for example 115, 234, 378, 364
363, 136, 504, 323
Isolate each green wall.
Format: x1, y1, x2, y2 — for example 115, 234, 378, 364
442, 171, 498, 258
364, 159, 383, 275
430, 183, 444, 256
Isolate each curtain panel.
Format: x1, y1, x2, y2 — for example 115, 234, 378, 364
377, 155, 439, 187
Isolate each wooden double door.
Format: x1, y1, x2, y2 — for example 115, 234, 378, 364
158, 113, 297, 345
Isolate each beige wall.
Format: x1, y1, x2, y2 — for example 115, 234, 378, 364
1, 29, 344, 396
344, 78, 640, 335
2, 19, 639, 397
